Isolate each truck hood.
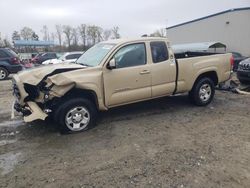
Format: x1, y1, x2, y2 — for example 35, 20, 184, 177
15, 63, 86, 85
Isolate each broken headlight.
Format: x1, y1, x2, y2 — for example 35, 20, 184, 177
24, 83, 40, 101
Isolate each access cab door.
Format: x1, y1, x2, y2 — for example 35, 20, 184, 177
149, 41, 176, 97
103, 43, 152, 107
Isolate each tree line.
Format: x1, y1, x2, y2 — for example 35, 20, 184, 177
0, 24, 121, 52
0, 25, 167, 52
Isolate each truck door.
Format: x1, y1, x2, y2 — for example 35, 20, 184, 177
103, 43, 152, 107
150, 41, 176, 97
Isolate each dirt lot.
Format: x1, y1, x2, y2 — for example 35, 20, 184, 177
0, 79, 250, 188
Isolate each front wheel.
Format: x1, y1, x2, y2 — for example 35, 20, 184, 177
189, 77, 215, 106
55, 98, 98, 133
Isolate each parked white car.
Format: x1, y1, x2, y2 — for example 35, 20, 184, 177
42, 52, 84, 65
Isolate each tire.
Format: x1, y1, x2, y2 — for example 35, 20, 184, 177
189, 77, 215, 106
0, 67, 9, 80
239, 79, 250, 85
54, 98, 98, 134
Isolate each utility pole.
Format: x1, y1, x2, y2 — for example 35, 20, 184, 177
165, 19, 168, 37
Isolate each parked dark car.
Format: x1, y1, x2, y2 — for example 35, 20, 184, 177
232, 52, 247, 72
237, 58, 250, 84
0, 48, 23, 80
31, 52, 57, 64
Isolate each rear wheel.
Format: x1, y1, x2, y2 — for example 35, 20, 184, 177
0, 67, 9, 80
189, 77, 215, 106
54, 98, 98, 133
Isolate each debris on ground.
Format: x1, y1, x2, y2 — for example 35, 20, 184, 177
217, 79, 250, 95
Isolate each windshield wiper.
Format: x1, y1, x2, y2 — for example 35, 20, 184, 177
80, 63, 92, 67
72, 61, 92, 67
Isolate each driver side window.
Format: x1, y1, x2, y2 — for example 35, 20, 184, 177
114, 43, 146, 69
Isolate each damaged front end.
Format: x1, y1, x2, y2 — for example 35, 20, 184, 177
12, 64, 85, 122
13, 78, 55, 122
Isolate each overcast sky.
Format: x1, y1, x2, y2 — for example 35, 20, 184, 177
0, 0, 249, 39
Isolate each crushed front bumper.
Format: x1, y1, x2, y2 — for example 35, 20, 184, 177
14, 102, 31, 116
14, 101, 48, 122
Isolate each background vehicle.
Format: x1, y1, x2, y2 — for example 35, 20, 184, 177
237, 58, 250, 84
13, 37, 232, 133
0, 48, 23, 80
42, 52, 83, 65
31, 52, 57, 64
231, 52, 247, 72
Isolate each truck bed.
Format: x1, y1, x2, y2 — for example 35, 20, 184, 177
175, 53, 232, 93
174, 51, 221, 59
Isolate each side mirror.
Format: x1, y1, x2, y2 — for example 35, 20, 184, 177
107, 58, 116, 69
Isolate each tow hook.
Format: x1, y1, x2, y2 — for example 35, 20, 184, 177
44, 109, 52, 114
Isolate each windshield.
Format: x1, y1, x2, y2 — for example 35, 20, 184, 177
34, 53, 42, 58
6, 48, 18, 57
76, 43, 115, 66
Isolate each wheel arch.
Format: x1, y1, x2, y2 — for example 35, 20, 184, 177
0, 65, 8, 71
0, 65, 9, 79
192, 71, 218, 89
62, 88, 99, 110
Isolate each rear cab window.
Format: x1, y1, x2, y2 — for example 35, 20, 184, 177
150, 41, 169, 63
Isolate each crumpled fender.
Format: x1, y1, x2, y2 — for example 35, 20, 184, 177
45, 67, 107, 110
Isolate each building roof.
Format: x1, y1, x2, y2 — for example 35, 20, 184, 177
172, 42, 226, 53
167, 7, 250, 29
13, 40, 54, 47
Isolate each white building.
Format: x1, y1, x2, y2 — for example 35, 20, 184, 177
167, 7, 250, 56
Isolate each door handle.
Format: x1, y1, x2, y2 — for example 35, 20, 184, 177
140, 70, 150, 75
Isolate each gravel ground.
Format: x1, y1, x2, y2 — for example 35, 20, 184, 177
0, 79, 249, 188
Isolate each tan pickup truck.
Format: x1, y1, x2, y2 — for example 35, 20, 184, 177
12, 37, 233, 133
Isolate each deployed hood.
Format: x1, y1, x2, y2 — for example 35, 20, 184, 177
15, 63, 86, 85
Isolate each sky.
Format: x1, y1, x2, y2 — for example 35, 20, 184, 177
0, 0, 249, 40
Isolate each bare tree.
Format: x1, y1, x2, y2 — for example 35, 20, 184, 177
2, 37, 12, 48
72, 28, 79, 46
87, 25, 103, 45
20, 27, 34, 40
41, 25, 49, 41
78, 24, 87, 48
0, 33, 3, 47
12, 31, 21, 42
55, 25, 63, 48
112, 26, 120, 39
103, 29, 112, 41
50, 33, 55, 42
150, 28, 167, 37
63, 25, 73, 47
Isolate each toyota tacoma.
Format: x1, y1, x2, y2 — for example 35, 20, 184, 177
12, 37, 233, 133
